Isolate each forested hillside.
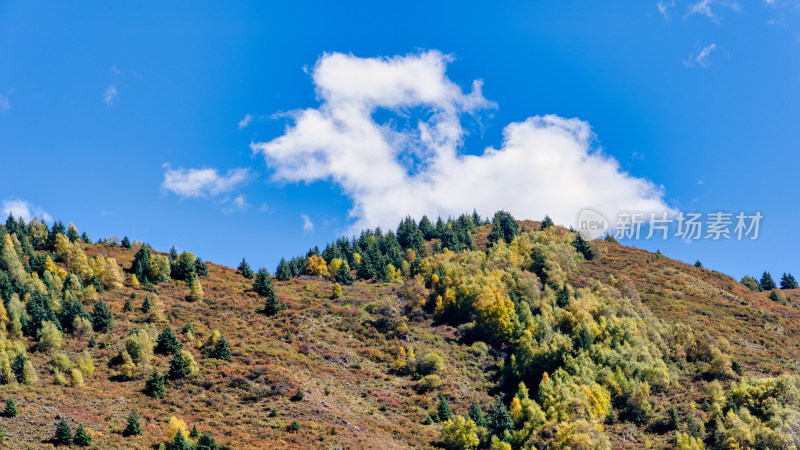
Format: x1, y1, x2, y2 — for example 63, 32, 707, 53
0, 213, 797, 449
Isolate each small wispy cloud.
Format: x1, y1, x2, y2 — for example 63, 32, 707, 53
687, 0, 740, 23
657, 1, 675, 20
2, 197, 52, 223
104, 85, 118, 106
221, 194, 251, 214
238, 114, 254, 129
301, 214, 314, 232
0, 89, 13, 111
161, 165, 252, 199
684, 43, 717, 68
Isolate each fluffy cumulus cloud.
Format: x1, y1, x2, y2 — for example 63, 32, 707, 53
2, 197, 52, 222
161, 165, 251, 198
252, 51, 670, 231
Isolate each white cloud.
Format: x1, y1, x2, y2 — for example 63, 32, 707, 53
104, 85, 118, 106
0, 89, 13, 111
687, 0, 740, 22
161, 165, 252, 198
657, 1, 675, 20
252, 51, 671, 232
683, 43, 717, 68
301, 214, 314, 232
2, 197, 52, 223
238, 114, 254, 129
221, 194, 251, 214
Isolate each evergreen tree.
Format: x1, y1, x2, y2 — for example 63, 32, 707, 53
132, 245, 153, 284
194, 258, 209, 277
25, 290, 59, 335
47, 220, 66, 249
168, 430, 192, 450
418, 215, 435, 240
59, 297, 86, 332
253, 268, 274, 297
144, 370, 165, 398
190, 424, 200, 439
541, 215, 554, 229
156, 327, 181, 355
11, 354, 27, 383
275, 258, 292, 281
468, 401, 485, 427
210, 336, 232, 361
694, 260, 703, 268
169, 245, 179, 261
573, 234, 594, 260
54, 419, 72, 446
237, 258, 254, 279
142, 296, 152, 313
196, 433, 219, 450
80, 232, 90, 243
335, 261, 355, 286
471, 209, 483, 228
487, 399, 513, 435
488, 211, 519, 245
769, 289, 784, 303
780, 273, 798, 290
123, 409, 143, 436
124, 298, 133, 312
556, 286, 571, 308
669, 405, 679, 430
168, 352, 191, 380
760, 271, 777, 291
73, 424, 92, 447
91, 299, 113, 332
171, 252, 196, 282
121, 236, 132, 249
437, 396, 453, 421
397, 216, 424, 253
4, 398, 18, 417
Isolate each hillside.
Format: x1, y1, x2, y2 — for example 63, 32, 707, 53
0, 215, 798, 449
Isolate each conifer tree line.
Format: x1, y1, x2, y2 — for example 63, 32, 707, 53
740, 271, 798, 292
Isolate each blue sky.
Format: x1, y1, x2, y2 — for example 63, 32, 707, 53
1, 1, 798, 279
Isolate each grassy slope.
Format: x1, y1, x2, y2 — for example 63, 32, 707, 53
4, 231, 799, 448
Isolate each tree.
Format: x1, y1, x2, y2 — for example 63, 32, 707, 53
11, 353, 26, 383
142, 296, 152, 313
253, 268, 274, 297
441, 415, 479, 450
124, 298, 133, 312
156, 327, 181, 355
760, 271, 777, 291
541, 215, 554, 230
210, 336, 232, 361
487, 399, 513, 435
91, 299, 113, 332
397, 216, 425, 253
197, 434, 219, 450
121, 236, 132, 249
669, 405, 679, 430
488, 211, 519, 245
144, 370, 165, 398
189, 278, 204, 301
37, 320, 63, 351
573, 234, 594, 260
131, 245, 153, 284
4, 398, 17, 417
556, 286, 571, 308
168, 350, 198, 380
194, 257, 208, 277
438, 396, 453, 421
190, 424, 200, 439
237, 258, 254, 279
171, 252, 196, 282
124, 409, 143, 436
694, 260, 703, 268
780, 273, 798, 290
335, 261, 355, 286
275, 258, 292, 281
740, 275, 762, 292
419, 215, 435, 240
168, 430, 192, 450
468, 401, 485, 427
73, 424, 92, 447
54, 419, 72, 446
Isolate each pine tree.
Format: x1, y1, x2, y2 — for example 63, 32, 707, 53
121, 236, 132, 249
253, 268, 274, 297
418, 215, 435, 240
397, 216, 424, 253
669, 405, 679, 430
124, 298, 133, 312
780, 273, 798, 290
142, 296, 152, 313
487, 399, 513, 435
335, 261, 355, 286
541, 215, 554, 229
275, 258, 292, 281
694, 260, 703, 268
168, 352, 194, 380
196, 433, 219, 450
488, 211, 519, 245
237, 258, 253, 279
156, 327, 181, 355
760, 271, 777, 291
168, 430, 192, 450
91, 299, 113, 332
210, 336, 232, 361
73, 424, 92, 447
54, 419, 72, 446
123, 409, 143, 436
573, 234, 594, 260
556, 286, 571, 308
468, 401, 485, 427
190, 424, 200, 438
4, 398, 18, 417
144, 370, 165, 398
132, 245, 153, 284
437, 396, 453, 421
11, 353, 26, 383
194, 258, 209, 277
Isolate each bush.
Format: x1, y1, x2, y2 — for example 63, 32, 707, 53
290, 389, 304, 401
77, 350, 94, 377
37, 320, 63, 351
331, 282, 343, 299
416, 352, 443, 376
70, 368, 84, 387
414, 374, 442, 393
740, 275, 762, 292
